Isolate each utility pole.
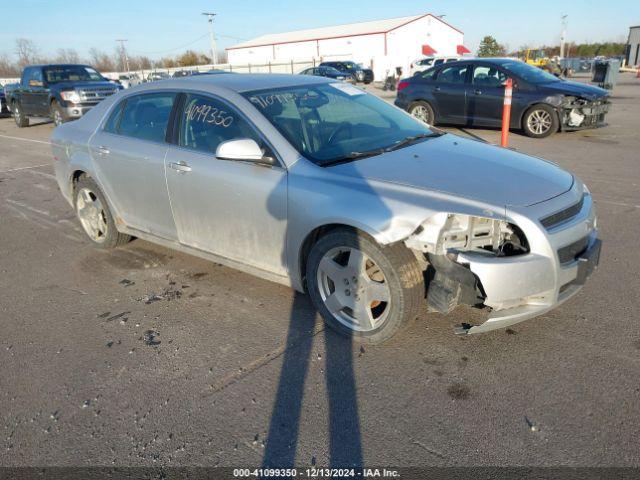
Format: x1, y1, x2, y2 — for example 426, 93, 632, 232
202, 12, 218, 65
560, 15, 568, 59
116, 39, 130, 73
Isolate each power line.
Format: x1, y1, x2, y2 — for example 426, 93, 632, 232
129, 33, 210, 56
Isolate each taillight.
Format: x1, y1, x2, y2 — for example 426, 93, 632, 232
397, 81, 409, 92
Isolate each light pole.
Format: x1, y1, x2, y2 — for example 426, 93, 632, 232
560, 14, 568, 59
202, 12, 218, 65
116, 39, 130, 73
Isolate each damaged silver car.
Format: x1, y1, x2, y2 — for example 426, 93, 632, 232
51, 74, 601, 343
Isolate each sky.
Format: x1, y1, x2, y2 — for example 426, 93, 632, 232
1, 0, 637, 61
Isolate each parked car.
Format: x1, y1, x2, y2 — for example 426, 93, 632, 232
299, 66, 355, 83
0, 86, 12, 116
172, 70, 198, 78
319, 61, 373, 84
409, 56, 461, 76
118, 73, 142, 89
51, 74, 600, 343
395, 58, 610, 138
3, 83, 19, 113
146, 72, 171, 82
10, 64, 121, 127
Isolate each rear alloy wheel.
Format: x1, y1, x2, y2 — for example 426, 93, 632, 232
74, 176, 130, 248
523, 104, 559, 138
408, 101, 435, 125
13, 102, 29, 128
307, 230, 424, 344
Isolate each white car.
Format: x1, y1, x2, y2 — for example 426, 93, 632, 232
409, 56, 461, 76
118, 74, 141, 89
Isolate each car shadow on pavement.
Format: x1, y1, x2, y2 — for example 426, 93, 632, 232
262, 293, 363, 468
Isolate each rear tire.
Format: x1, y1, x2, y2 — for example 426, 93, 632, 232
74, 176, 131, 249
522, 104, 559, 138
306, 229, 424, 344
408, 100, 435, 125
13, 102, 29, 128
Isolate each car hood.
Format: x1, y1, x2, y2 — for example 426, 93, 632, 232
328, 135, 574, 207
51, 81, 118, 90
538, 80, 609, 100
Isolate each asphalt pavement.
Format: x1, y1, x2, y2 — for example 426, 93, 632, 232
1, 74, 639, 468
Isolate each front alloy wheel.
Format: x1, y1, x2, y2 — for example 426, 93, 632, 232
523, 104, 559, 138
317, 246, 391, 332
307, 229, 424, 344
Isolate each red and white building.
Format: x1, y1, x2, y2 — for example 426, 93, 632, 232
226, 13, 469, 80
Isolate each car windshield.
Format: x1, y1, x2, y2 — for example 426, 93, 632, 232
243, 83, 440, 165
323, 67, 342, 75
497, 60, 560, 84
44, 66, 104, 83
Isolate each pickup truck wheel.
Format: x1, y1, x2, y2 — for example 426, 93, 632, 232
13, 102, 29, 128
74, 177, 131, 249
408, 101, 435, 125
307, 230, 424, 344
51, 101, 66, 126
522, 104, 559, 138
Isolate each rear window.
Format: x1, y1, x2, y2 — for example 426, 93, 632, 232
105, 93, 176, 143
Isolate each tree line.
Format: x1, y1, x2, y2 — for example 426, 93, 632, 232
0, 38, 227, 77
477, 35, 627, 59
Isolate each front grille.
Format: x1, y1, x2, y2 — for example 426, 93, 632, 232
557, 236, 589, 264
540, 195, 585, 230
78, 88, 117, 103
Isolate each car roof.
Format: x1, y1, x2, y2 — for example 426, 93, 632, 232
28, 64, 94, 69
131, 73, 332, 93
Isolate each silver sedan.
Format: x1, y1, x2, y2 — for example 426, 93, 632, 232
51, 74, 601, 343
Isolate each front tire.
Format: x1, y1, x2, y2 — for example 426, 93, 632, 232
307, 230, 424, 344
13, 102, 29, 128
51, 100, 67, 126
522, 104, 559, 138
408, 100, 435, 125
74, 176, 131, 248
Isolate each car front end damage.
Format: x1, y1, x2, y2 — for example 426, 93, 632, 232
558, 95, 610, 131
403, 182, 601, 334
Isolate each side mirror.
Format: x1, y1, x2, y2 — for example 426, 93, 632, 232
29, 79, 43, 88
215, 138, 275, 166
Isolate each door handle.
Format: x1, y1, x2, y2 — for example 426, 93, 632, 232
96, 145, 110, 155
169, 161, 192, 173
474, 89, 482, 95
434, 86, 441, 92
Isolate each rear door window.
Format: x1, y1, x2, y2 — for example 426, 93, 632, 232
436, 64, 470, 84
115, 93, 176, 143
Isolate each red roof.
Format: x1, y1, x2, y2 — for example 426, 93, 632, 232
457, 44, 471, 54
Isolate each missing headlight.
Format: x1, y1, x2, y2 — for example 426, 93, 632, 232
405, 214, 528, 257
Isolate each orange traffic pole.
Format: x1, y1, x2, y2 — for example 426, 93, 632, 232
501, 78, 513, 147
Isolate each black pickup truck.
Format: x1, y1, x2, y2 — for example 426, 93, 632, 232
10, 64, 121, 127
